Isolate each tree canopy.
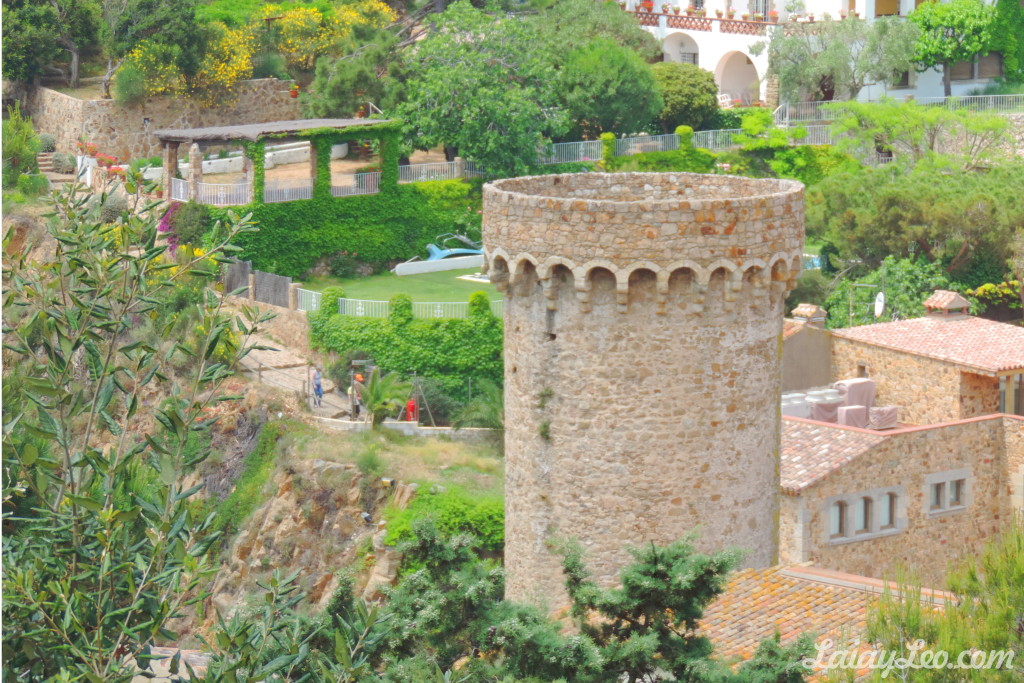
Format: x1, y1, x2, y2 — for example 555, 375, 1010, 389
909, 0, 996, 96
652, 62, 719, 132
753, 17, 920, 102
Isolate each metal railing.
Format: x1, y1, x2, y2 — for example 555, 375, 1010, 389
296, 288, 322, 312
539, 140, 604, 165
792, 124, 835, 146
774, 93, 1024, 125
335, 297, 504, 319
265, 178, 312, 203
196, 181, 251, 206
399, 161, 461, 183
615, 133, 680, 156
692, 128, 743, 150
169, 177, 188, 201
331, 172, 381, 197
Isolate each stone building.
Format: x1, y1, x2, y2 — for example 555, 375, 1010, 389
830, 291, 1024, 424
778, 414, 1024, 586
482, 172, 804, 607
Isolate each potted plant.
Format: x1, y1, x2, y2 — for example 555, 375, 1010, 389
753, 11, 763, 20
663, 3, 672, 12
741, 11, 750, 19
715, 7, 723, 16
852, 10, 859, 17
685, 4, 696, 14
727, 7, 736, 17
289, 83, 299, 98
619, 0, 627, 8
641, 0, 654, 10
768, 8, 778, 21
696, 7, 706, 16
806, 12, 814, 20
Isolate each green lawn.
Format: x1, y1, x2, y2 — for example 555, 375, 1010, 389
300, 268, 498, 302
804, 238, 825, 256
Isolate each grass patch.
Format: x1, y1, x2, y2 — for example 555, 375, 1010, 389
804, 237, 825, 256
301, 268, 497, 302
384, 483, 504, 552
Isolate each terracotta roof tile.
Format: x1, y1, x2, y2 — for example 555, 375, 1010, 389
783, 320, 805, 339
781, 418, 888, 493
923, 289, 971, 312
831, 315, 1024, 374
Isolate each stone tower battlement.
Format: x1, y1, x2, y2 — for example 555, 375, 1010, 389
483, 173, 805, 609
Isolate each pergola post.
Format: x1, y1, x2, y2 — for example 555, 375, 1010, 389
242, 154, 254, 203
162, 142, 180, 198
188, 143, 202, 202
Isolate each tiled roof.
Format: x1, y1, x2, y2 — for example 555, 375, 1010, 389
831, 315, 1024, 374
783, 320, 805, 339
701, 565, 870, 665
923, 289, 971, 312
701, 566, 949, 670
781, 418, 887, 493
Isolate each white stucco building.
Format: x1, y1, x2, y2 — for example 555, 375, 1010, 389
626, 0, 1005, 105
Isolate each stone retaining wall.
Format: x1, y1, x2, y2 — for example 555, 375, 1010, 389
24, 79, 300, 161
225, 293, 309, 354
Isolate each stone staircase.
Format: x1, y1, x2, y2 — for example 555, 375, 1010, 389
37, 152, 56, 174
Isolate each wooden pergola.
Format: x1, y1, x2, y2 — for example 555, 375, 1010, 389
151, 118, 395, 204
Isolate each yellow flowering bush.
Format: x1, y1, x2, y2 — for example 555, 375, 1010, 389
195, 21, 255, 106
119, 41, 185, 99
257, 0, 396, 71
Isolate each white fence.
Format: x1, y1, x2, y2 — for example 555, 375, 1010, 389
296, 288, 322, 312
331, 172, 381, 197
792, 125, 836, 146
692, 128, 743, 151
399, 161, 461, 183
615, 133, 679, 157
539, 140, 604, 165
265, 178, 313, 203
774, 93, 1024, 124
334, 297, 504, 319
169, 177, 189, 201
196, 181, 251, 206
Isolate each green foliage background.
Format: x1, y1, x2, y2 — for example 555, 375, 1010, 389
384, 485, 504, 552
309, 292, 503, 404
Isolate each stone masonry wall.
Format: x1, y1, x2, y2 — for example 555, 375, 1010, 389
782, 416, 1021, 587
25, 79, 300, 160
225, 294, 309, 354
831, 338, 964, 425
483, 172, 805, 609
960, 372, 1001, 418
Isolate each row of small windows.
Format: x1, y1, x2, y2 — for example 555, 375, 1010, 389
829, 492, 899, 539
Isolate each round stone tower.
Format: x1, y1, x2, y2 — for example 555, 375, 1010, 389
482, 172, 804, 607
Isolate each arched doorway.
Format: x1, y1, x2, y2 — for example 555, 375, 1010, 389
714, 51, 760, 105
662, 32, 700, 66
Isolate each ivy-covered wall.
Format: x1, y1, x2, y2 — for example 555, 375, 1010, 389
308, 291, 503, 403
212, 121, 480, 278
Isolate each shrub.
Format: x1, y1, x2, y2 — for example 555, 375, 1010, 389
15, 173, 49, 196
51, 153, 77, 174
252, 52, 290, 80
169, 201, 213, 245
652, 62, 719, 132
113, 63, 149, 106
37, 134, 56, 153
94, 193, 128, 223
384, 485, 504, 552
2, 103, 40, 188
328, 250, 361, 279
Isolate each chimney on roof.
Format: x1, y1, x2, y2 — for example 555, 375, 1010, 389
923, 289, 971, 317
791, 303, 828, 328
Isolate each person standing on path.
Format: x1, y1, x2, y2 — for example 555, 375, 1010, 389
312, 366, 323, 408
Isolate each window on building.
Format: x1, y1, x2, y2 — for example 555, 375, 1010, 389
978, 52, 1003, 79
856, 497, 872, 533
890, 71, 911, 89
693, 0, 705, 8
751, 0, 769, 15
931, 482, 945, 510
881, 492, 897, 529
679, 51, 699, 65
951, 61, 975, 81
857, 363, 868, 378
999, 374, 1023, 416
830, 501, 847, 538
950, 479, 966, 507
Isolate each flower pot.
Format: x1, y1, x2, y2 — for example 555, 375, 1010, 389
673, 6, 681, 13
716, 10, 723, 17
289, 89, 299, 99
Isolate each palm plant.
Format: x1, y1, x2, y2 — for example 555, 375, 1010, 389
453, 378, 505, 448
361, 369, 412, 428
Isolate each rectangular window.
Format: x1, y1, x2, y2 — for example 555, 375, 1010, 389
891, 71, 911, 89
857, 363, 869, 378
830, 503, 845, 537
951, 61, 975, 80
881, 494, 896, 529
855, 499, 871, 532
950, 479, 965, 506
978, 53, 1003, 79
931, 482, 945, 509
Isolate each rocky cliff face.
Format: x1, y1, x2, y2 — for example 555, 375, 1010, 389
179, 457, 416, 641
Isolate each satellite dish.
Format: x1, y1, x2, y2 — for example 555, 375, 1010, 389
874, 291, 886, 318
